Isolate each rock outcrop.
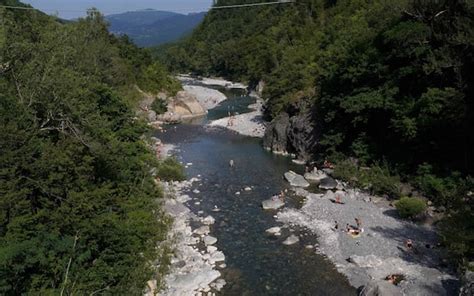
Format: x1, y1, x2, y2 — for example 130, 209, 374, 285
157, 91, 207, 123
263, 100, 317, 161
263, 112, 290, 154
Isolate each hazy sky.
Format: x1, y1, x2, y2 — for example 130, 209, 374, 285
22, 0, 213, 19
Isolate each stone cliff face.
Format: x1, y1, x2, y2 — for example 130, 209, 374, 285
263, 100, 318, 161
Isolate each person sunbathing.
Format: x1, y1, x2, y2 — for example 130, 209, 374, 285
331, 195, 345, 204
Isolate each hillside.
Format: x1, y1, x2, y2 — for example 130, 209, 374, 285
159, 0, 474, 269
106, 9, 206, 47
0, 1, 181, 294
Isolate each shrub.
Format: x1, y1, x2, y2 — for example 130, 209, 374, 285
395, 197, 427, 218
333, 160, 401, 198
151, 98, 168, 115
156, 157, 186, 181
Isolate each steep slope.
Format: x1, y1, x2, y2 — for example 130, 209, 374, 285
0, 2, 181, 294
107, 10, 206, 47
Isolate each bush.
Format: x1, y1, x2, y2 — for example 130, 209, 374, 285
333, 160, 401, 198
156, 157, 186, 181
395, 197, 427, 218
151, 98, 168, 115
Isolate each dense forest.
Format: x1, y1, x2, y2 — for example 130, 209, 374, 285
158, 0, 474, 269
0, 0, 179, 294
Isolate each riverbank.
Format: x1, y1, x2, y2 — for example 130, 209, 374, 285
275, 170, 458, 295
146, 139, 227, 296
177, 74, 247, 89
208, 99, 266, 138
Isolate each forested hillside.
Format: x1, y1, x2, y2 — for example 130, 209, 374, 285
159, 0, 474, 268
0, 1, 179, 294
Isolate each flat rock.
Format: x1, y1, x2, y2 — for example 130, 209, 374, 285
284, 171, 310, 188
319, 177, 338, 190
282, 234, 300, 245
262, 198, 285, 210
203, 236, 217, 245
265, 227, 281, 235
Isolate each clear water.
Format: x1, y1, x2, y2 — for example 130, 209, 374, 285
158, 87, 356, 296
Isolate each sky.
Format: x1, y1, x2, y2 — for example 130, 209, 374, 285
22, 0, 214, 19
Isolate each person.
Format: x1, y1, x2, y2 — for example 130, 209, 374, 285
386, 274, 396, 284
405, 239, 413, 250
229, 159, 234, 168
335, 195, 342, 204
334, 221, 339, 230
279, 190, 285, 200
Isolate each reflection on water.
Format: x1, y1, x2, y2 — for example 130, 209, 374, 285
158, 123, 356, 296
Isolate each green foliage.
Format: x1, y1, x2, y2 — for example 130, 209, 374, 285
156, 158, 186, 182
0, 5, 174, 294
333, 160, 402, 198
139, 62, 182, 96
415, 164, 466, 207
151, 98, 168, 115
395, 197, 427, 218
439, 207, 474, 269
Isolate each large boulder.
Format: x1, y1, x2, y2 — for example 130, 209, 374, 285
284, 171, 310, 188
287, 108, 315, 161
263, 112, 290, 154
174, 91, 207, 116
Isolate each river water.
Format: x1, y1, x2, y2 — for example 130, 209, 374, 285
158, 85, 356, 295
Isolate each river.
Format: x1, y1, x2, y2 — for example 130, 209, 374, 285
158, 83, 356, 295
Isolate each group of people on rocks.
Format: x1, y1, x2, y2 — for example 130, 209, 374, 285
334, 218, 364, 236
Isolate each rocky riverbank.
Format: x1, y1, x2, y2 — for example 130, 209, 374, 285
177, 74, 247, 90
145, 139, 227, 296
158, 179, 227, 296
270, 168, 459, 295
208, 99, 266, 138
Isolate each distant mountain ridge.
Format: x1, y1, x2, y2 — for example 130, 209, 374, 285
106, 9, 206, 47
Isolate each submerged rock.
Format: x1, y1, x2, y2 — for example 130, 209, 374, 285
262, 198, 285, 210
282, 234, 300, 245
284, 171, 310, 188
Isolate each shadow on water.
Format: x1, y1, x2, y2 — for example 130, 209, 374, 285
159, 123, 356, 296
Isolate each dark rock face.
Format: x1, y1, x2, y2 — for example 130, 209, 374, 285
263, 101, 317, 161
263, 112, 290, 153
287, 109, 315, 161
